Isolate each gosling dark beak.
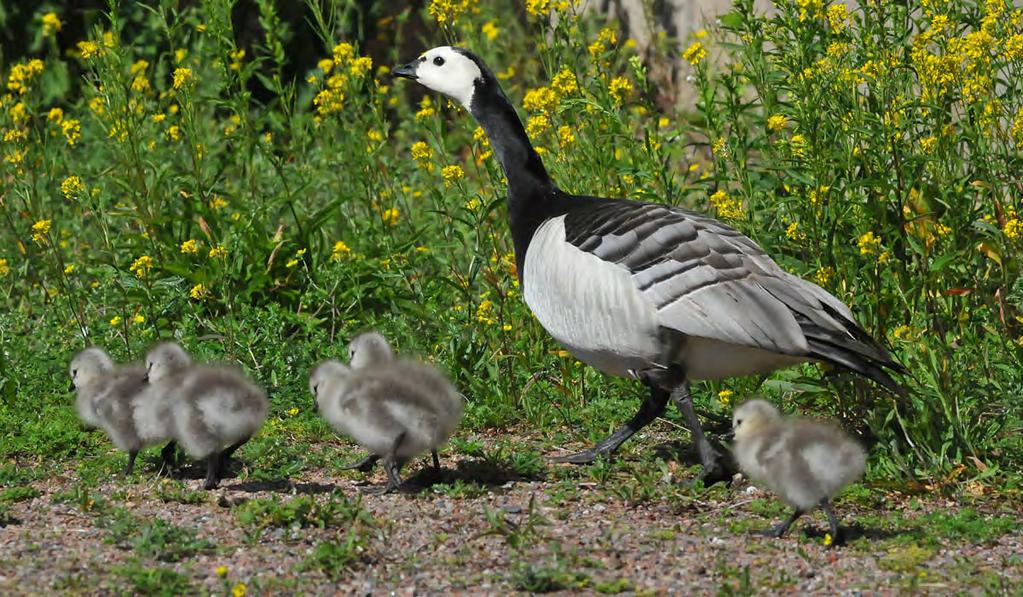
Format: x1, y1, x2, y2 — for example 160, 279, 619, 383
142, 374, 149, 383
724, 429, 736, 441
392, 62, 418, 80
69, 380, 76, 392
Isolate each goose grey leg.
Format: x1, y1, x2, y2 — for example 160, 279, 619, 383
670, 382, 729, 484
550, 385, 670, 464
339, 453, 381, 472
158, 441, 178, 476
203, 454, 221, 490
820, 498, 842, 546
362, 433, 405, 494
762, 508, 804, 538
218, 436, 251, 470
124, 450, 138, 476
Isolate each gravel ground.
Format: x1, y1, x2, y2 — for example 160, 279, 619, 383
1, 442, 1020, 595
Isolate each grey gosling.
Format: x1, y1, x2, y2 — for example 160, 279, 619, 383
145, 342, 269, 489
69, 347, 177, 474
732, 399, 866, 545
310, 332, 464, 493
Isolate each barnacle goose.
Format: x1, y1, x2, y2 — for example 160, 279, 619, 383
393, 47, 905, 481
732, 399, 866, 545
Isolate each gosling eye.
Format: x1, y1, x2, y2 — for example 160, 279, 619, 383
312, 383, 319, 396
734, 418, 743, 427
72, 368, 78, 378
433, 56, 445, 66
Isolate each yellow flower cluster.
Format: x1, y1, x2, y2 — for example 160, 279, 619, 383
709, 189, 744, 220
180, 239, 199, 254
826, 4, 849, 33
312, 43, 373, 117
785, 220, 807, 241
767, 114, 787, 132
608, 76, 632, 104
415, 96, 435, 120
129, 255, 154, 278
718, 389, 733, 406
7, 59, 44, 95
331, 240, 352, 261
208, 245, 228, 258
588, 27, 618, 58
476, 299, 496, 325
62, 119, 81, 146
523, 86, 559, 114
31, 219, 51, 243
796, 0, 824, 22
525, 114, 550, 138
411, 141, 433, 169
482, 21, 499, 41
684, 41, 707, 66
557, 125, 575, 147
189, 283, 208, 300
857, 231, 881, 256
77, 41, 101, 60
0, 258, 9, 276
441, 164, 464, 188
525, 0, 550, 17
42, 12, 62, 37
1005, 209, 1022, 240
427, 0, 477, 25
381, 207, 400, 226
173, 67, 194, 90
60, 175, 84, 199
551, 68, 578, 97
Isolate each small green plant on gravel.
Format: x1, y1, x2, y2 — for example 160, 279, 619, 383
0, 486, 40, 504
512, 559, 590, 593
478, 493, 549, 551
235, 491, 370, 541
112, 560, 193, 596
153, 479, 207, 505
0, 503, 15, 526
300, 531, 373, 580
431, 478, 490, 499
51, 484, 109, 514
130, 518, 215, 562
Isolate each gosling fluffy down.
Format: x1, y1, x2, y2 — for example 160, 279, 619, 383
310, 332, 464, 492
732, 399, 866, 544
146, 342, 269, 489
69, 347, 175, 474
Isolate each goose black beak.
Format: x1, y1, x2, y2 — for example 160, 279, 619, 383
723, 429, 736, 441
69, 380, 76, 392
142, 374, 149, 383
392, 62, 418, 80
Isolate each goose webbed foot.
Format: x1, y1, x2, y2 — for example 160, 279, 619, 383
821, 498, 844, 548
361, 435, 405, 494
124, 451, 138, 476
760, 509, 804, 538
202, 454, 221, 490
339, 453, 381, 473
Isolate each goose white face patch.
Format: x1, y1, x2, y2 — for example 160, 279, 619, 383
409, 46, 482, 109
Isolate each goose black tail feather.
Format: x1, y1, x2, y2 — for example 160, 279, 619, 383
806, 337, 907, 397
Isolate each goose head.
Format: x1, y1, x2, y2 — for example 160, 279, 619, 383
309, 360, 350, 412
393, 46, 485, 110
347, 331, 393, 369
70, 347, 114, 391
732, 399, 782, 442
145, 341, 192, 383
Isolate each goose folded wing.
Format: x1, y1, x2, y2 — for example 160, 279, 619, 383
562, 199, 867, 358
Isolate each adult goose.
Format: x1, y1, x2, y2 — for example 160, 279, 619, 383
393, 47, 905, 480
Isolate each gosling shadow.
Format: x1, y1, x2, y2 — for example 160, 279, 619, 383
396, 456, 545, 493
801, 522, 918, 544
227, 478, 339, 495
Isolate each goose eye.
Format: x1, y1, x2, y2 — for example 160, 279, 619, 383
312, 383, 319, 396
735, 418, 743, 427
433, 56, 445, 66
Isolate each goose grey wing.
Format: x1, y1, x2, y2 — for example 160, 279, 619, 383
562, 199, 864, 358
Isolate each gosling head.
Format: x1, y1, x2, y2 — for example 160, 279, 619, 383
145, 341, 191, 383
732, 399, 782, 442
347, 331, 393, 369
70, 347, 114, 391
392, 46, 487, 110
309, 360, 350, 412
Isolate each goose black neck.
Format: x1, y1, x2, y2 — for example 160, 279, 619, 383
469, 83, 553, 200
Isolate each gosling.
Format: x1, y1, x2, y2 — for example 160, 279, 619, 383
69, 347, 177, 474
145, 342, 268, 490
310, 332, 464, 493
732, 399, 866, 545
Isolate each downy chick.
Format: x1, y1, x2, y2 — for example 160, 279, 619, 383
145, 342, 269, 490
69, 347, 177, 474
732, 399, 866, 545
310, 332, 464, 493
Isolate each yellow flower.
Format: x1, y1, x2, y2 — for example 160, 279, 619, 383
288, 407, 299, 416
823, 533, 833, 546
464, 198, 480, 211
0, 258, 8, 276
172, 67, 194, 90
718, 389, 733, 405
180, 239, 199, 254
47, 107, 64, 123
786, 221, 807, 241
919, 135, 937, 153
557, 125, 575, 147
318, 58, 334, 73
789, 134, 806, 158
525, 114, 551, 137
174, 48, 187, 63
167, 125, 182, 141
415, 96, 436, 120
331, 240, 352, 261
522, 86, 559, 113
814, 266, 834, 285
231, 583, 246, 597
229, 49, 245, 71
109, 315, 122, 327
826, 4, 849, 33
42, 12, 62, 36
189, 283, 208, 300
208, 245, 227, 258
332, 42, 355, 64
61, 176, 85, 199
381, 207, 400, 226
683, 41, 707, 65
482, 21, 499, 41
210, 196, 229, 210
608, 77, 632, 104
61, 119, 81, 145
767, 114, 787, 133
215, 566, 229, 578
525, 0, 550, 17
426, 0, 476, 25
709, 190, 745, 220
1005, 218, 1023, 240
411, 141, 433, 168
893, 325, 913, 341
129, 255, 154, 278
31, 219, 52, 243
349, 56, 372, 77
7, 60, 45, 94
132, 314, 145, 325
64, 264, 75, 275
551, 68, 578, 96
77, 41, 101, 60
442, 165, 465, 187
857, 231, 882, 256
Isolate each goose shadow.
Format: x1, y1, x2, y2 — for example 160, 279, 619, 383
226, 478, 339, 495
651, 439, 737, 471
393, 456, 546, 494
